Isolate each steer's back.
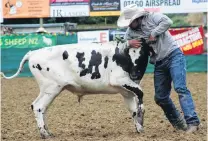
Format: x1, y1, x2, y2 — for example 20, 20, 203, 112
28, 42, 122, 94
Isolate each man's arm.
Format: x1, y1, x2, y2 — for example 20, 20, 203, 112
124, 28, 132, 47
150, 13, 173, 38
124, 27, 133, 40
124, 28, 141, 48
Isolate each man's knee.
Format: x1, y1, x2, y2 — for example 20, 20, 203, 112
154, 95, 168, 106
174, 86, 189, 94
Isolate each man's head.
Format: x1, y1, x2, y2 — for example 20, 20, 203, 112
129, 16, 144, 30
117, 4, 149, 28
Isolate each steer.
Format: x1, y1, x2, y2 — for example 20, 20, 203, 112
1, 38, 152, 139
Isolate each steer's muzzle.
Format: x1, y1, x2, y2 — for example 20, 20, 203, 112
130, 67, 142, 81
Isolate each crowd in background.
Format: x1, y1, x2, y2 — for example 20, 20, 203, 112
1, 26, 13, 35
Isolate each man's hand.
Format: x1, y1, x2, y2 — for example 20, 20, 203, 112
128, 39, 142, 48
149, 35, 156, 41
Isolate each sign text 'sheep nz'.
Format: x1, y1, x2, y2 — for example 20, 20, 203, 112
0, 34, 56, 48
78, 30, 109, 43
120, 0, 208, 13
50, 5, 89, 17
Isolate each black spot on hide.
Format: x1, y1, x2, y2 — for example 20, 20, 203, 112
44, 125, 48, 130
104, 56, 109, 69
90, 50, 102, 79
123, 84, 143, 104
63, 50, 69, 60
132, 112, 136, 117
36, 64, 42, 71
76, 52, 85, 69
76, 50, 102, 79
112, 47, 132, 73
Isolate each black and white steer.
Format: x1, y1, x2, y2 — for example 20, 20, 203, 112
1, 39, 151, 139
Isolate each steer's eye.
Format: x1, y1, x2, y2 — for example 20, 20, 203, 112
133, 50, 136, 53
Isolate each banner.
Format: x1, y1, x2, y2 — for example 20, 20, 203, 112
90, 0, 120, 16
57, 32, 78, 45
169, 26, 204, 55
50, 0, 89, 17
120, 0, 208, 13
78, 30, 109, 43
0, 34, 56, 48
3, 0, 50, 18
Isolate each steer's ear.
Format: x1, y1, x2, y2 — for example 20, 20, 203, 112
140, 38, 146, 43
115, 37, 126, 43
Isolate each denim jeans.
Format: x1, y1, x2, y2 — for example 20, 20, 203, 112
154, 48, 200, 126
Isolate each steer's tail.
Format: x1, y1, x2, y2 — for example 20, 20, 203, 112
1, 51, 32, 79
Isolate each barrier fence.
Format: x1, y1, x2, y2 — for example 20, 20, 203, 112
1, 26, 206, 55
1, 27, 207, 77
1, 48, 207, 77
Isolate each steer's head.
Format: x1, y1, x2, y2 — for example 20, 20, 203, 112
128, 38, 151, 81
114, 37, 153, 82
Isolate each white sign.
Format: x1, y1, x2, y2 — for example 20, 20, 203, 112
78, 30, 109, 43
120, 0, 208, 13
50, 5, 89, 17
0, 0, 3, 23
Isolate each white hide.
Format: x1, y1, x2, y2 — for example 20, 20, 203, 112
29, 42, 137, 95
1, 41, 145, 139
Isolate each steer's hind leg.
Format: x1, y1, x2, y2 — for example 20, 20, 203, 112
120, 83, 145, 133
31, 82, 62, 139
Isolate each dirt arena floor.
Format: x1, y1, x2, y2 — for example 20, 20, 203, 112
1, 73, 207, 141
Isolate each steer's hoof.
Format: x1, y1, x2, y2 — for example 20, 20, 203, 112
135, 125, 144, 133
136, 129, 144, 133
40, 133, 55, 139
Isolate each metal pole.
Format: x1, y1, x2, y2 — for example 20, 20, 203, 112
39, 18, 43, 28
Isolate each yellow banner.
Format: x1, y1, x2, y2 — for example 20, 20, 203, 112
90, 11, 120, 16
3, 0, 50, 18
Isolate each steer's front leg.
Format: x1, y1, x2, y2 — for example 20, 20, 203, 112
121, 83, 145, 133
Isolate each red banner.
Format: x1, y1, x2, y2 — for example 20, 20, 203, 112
169, 26, 204, 55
